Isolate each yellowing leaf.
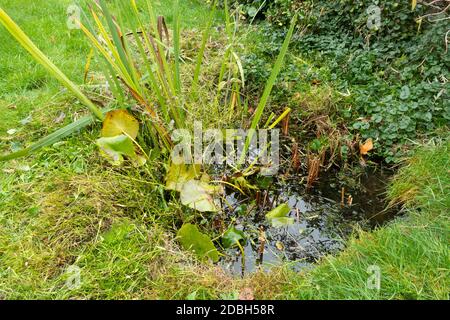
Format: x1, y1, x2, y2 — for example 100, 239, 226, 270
101, 109, 139, 139
275, 241, 285, 251
177, 223, 219, 262
359, 138, 374, 155
165, 160, 201, 192
412, 0, 417, 10
180, 180, 222, 212
96, 134, 145, 166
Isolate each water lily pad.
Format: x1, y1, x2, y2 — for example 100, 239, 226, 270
101, 109, 139, 139
177, 223, 219, 262
222, 226, 247, 248
180, 180, 221, 212
96, 134, 145, 166
266, 203, 290, 219
270, 217, 294, 228
266, 203, 294, 227
165, 160, 201, 192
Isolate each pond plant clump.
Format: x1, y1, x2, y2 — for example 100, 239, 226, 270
0, 0, 303, 268
0, 0, 448, 296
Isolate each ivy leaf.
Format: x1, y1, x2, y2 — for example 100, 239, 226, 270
177, 223, 219, 262
399, 85, 410, 100
222, 226, 247, 248
96, 134, 145, 166
101, 109, 139, 139
266, 203, 294, 227
180, 179, 222, 212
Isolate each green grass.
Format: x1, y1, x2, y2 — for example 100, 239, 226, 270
0, 0, 221, 134
273, 138, 449, 300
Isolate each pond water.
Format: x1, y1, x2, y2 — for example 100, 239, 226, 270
217, 169, 397, 275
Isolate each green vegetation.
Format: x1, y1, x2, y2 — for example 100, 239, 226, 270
232, 0, 449, 162
0, 0, 448, 300
280, 139, 449, 299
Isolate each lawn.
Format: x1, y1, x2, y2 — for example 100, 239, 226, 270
0, 0, 448, 300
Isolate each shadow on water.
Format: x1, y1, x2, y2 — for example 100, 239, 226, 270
218, 168, 398, 276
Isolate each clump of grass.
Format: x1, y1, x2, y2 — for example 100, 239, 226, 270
389, 138, 449, 209
273, 138, 449, 300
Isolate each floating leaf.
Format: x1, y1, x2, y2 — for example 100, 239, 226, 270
222, 226, 247, 248
271, 217, 294, 227
266, 203, 294, 227
359, 138, 374, 155
101, 109, 139, 139
165, 160, 201, 192
96, 134, 145, 166
399, 85, 410, 100
180, 180, 221, 212
266, 203, 290, 219
177, 223, 219, 262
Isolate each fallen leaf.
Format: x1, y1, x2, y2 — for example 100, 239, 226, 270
165, 160, 201, 192
96, 134, 145, 166
359, 138, 373, 155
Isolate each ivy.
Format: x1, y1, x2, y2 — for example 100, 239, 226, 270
230, 0, 449, 162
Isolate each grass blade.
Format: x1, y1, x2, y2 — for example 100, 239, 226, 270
191, 1, 217, 95
0, 8, 104, 121
0, 114, 97, 161
173, 0, 181, 95
240, 14, 298, 166
249, 15, 297, 131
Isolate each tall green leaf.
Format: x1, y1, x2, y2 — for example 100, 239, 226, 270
240, 14, 297, 166
0, 8, 104, 120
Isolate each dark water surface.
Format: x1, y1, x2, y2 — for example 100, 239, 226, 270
218, 169, 398, 275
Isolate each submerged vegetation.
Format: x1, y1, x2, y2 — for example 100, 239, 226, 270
0, 0, 448, 300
